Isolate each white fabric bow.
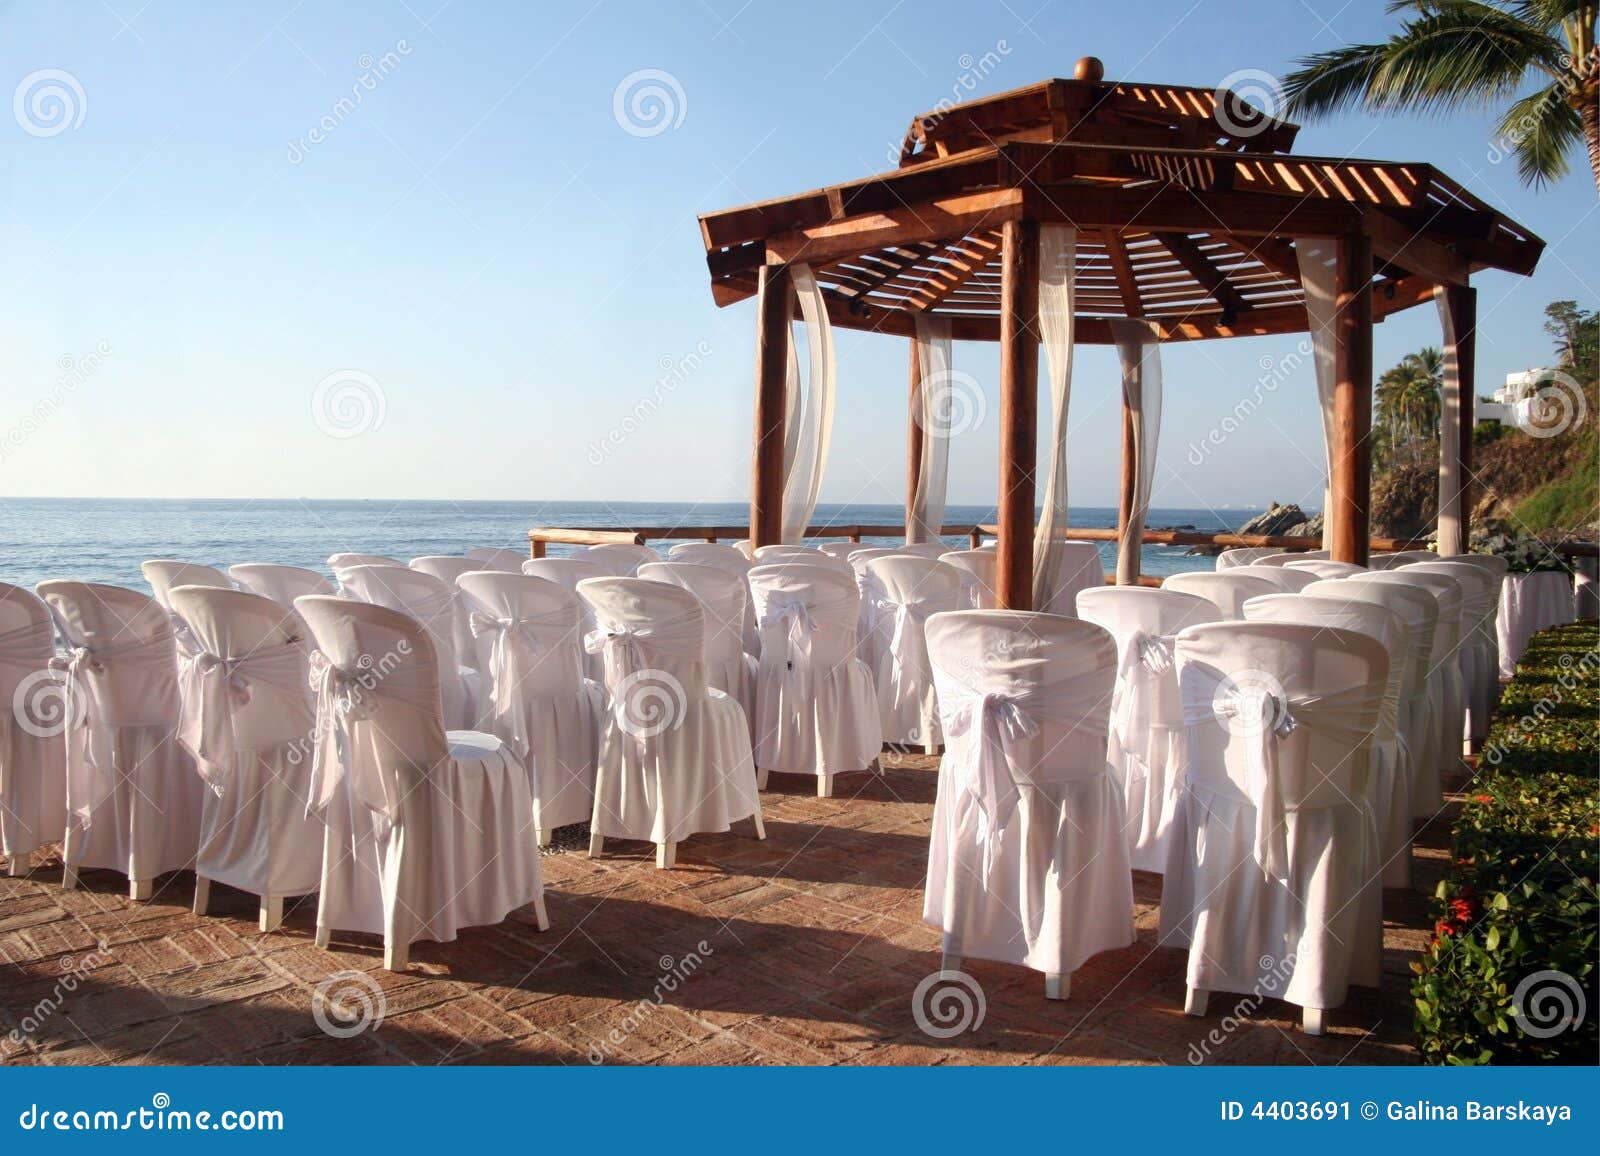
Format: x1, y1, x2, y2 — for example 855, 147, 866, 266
178, 638, 308, 796
1210, 688, 1297, 880
760, 594, 817, 692
943, 681, 1045, 888
875, 595, 936, 704
306, 650, 433, 835
1109, 630, 1176, 761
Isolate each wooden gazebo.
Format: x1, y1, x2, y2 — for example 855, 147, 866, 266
697, 60, 1545, 609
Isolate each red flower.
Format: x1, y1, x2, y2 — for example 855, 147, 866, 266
1434, 920, 1456, 937
1473, 794, 1494, 805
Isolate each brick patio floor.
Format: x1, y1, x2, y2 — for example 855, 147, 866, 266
0, 752, 1460, 1066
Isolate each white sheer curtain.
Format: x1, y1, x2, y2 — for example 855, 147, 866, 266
1295, 237, 1339, 549
908, 314, 953, 545
1435, 290, 1465, 556
780, 265, 836, 544
1109, 318, 1162, 585
1032, 225, 1077, 612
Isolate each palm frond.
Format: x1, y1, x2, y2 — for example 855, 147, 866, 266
1495, 84, 1584, 184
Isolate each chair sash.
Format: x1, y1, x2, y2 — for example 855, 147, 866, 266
1180, 676, 1380, 882
584, 610, 701, 745
1108, 630, 1176, 761
875, 595, 936, 704
758, 594, 817, 697
473, 607, 573, 753
177, 638, 309, 795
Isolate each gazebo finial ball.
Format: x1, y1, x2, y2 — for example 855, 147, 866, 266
1074, 56, 1105, 83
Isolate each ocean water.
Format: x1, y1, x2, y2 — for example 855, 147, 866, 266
0, 498, 1255, 593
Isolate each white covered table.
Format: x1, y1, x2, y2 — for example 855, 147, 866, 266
1497, 570, 1574, 678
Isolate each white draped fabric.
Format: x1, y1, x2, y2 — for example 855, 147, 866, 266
1032, 225, 1078, 611
170, 587, 322, 905
908, 314, 953, 545
1162, 571, 1277, 619
1216, 547, 1280, 569
1049, 541, 1105, 617
1161, 621, 1385, 1012
37, 582, 203, 893
1295, 237, 1339, 546
638, 561, 758, 741
779, 264, 836, 544
1283, 559, 1366, 580
0, 585, 67, 869
1077, 586, 1221, 873
296, 595, 545, 962
1108, 318, 1163, 586
747, 564, 881, 791
866, 557, 963, 747
1436, 292, 1466, 556
457, 572, 602, 838
1498, 570, 1575, 677
143, 560, 233, 663
579, 578, 762, 848
1223, 564, 1320, 593
923, 611, 1133, 978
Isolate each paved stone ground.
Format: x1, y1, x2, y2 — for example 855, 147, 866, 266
0, 752, 1462, 1066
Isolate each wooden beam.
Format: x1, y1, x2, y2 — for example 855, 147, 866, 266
908, 234, 1001, 311
1365, 209, 1470, 287
996, 218, 1041, 610
1156, 232, 1251, 315
1103, 230, 1143, 316
751, 265, 792, 548
1025, 183, 1359, 237
764, 189, 1024, 268
1328, 232, 1374, 565
906, 340, 923, 540
1437, 283, 1477, 555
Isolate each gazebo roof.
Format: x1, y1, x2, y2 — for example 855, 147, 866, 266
698, 71, 1544, 344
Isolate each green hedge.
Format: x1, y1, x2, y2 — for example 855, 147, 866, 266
1412, 621, 1599, 1065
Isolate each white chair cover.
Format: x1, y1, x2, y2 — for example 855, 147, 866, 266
1448, 554, 1509, 684
522, 558, 611, 683
638, 562, 757, 740
894, 542, 956, 560
229, 564, 334, 612
328, 552, 403, 571
0, 584, 67, 869
1047, 541, 1104, 617
846, 547, 903, 674
923, 610, 1134, 977
939, 549, 998, 609
747, 564, 881, 788
754, 544, 852, 572
1413, 559, 1500, 744
1223, 564, 1319, 593
142, 561, 233, 661
296, 595, 545, 959
334, 565, 480, 730
581, 543, 660, 577
1076, 586, 1220, 873
1216, 547, 1279, 569
1162, 571, 1276, 619
35, 582, 203, 892
1368, 550, 1435, 570
1161, 621, 1386, 1012
1258, 550, 1330, 566
456, 572, 602, 838
815, 541, 860, 563
866, 556, 963, 747
578, 578, 762, 846
411, 556, 491, 676
665, 543, 760, 658
1243, 592, 1414, 889
1282, 559, 1367, 580
464, 547, 528, 573
168, 586, 322, 902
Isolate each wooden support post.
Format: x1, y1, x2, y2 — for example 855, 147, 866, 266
906, 340, 925, 541
1329, 231, 1373, 566
529, 538, 546, 560
751, 264, 792, 549
996, 218, 1040, 610
1437, 284, 1476, 556
1116, 395, 1138, 584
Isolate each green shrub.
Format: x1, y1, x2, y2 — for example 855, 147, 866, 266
1412, 622, 1599, 1065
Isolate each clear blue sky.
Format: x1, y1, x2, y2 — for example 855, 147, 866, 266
1, 0, 1593, 513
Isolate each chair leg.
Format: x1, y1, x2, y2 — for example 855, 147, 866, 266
61, 865, 78, 891
1045, 972, 1070, 1001
384, 941, 409, 972
587, 832, 604, 859
924, 739, 938, 757
9, 854, 29, 878
1184, 987, 1209, 1016
750, 807, 766, 841
533, 892, 550, 932
655, 841, 676, 870
259, 895, 284, 934
817, 774, 833, 798
130, 878, 152, 902
538, 828, 553, 849
314, 925, 331, 950
1301, 1006, 1325, 1036
756, 767, 769, 791
193, 876, 211, 916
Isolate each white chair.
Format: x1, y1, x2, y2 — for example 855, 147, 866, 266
296, 595, 547, 970
1216, 547, 1280, 569
168, 585, 323, 932
578, 577, 764, 868
1223, 564, 1319, 593
1076, 586, 1220, 873
523, 557, 610, 682
924, 610, 1134, 1000
335, 565, 480, 730
229, 564, 334, 612
410, 556, 491, 683
893, 541, 956, 560
1162, 571, 1277, 619
1446, 553, 1509, 696
328, 552, 403, 571
456, 572, 602, 845
666, 543, 758, 657
1282, 558, 1366, 580
733, 540, 755, 560
1161, 620, 1386, 1035
1307, 576, 1439, 880
816, 541, 861, 563
142, 561, 233, 660
35, 582, 204, 901
465, 547, 528, 573
846, 547, 903, 673
0, 583, 67, 877
866, 556, 963, 751
939, 550, 998, 609
754, 544, 852, 573
1257, 549, 1330, 566
582, 543, 659, 577
1045, 541, 1104, 615
747, 564, 882, 797
1243, 592, 1413, 889
638, 562, 757, 738
1368, 549, 1435, 570
1412, 559, 1499, 746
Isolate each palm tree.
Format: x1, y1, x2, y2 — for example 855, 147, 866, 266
1283, 1, 1599, 195
1375, 347, 1444, 468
